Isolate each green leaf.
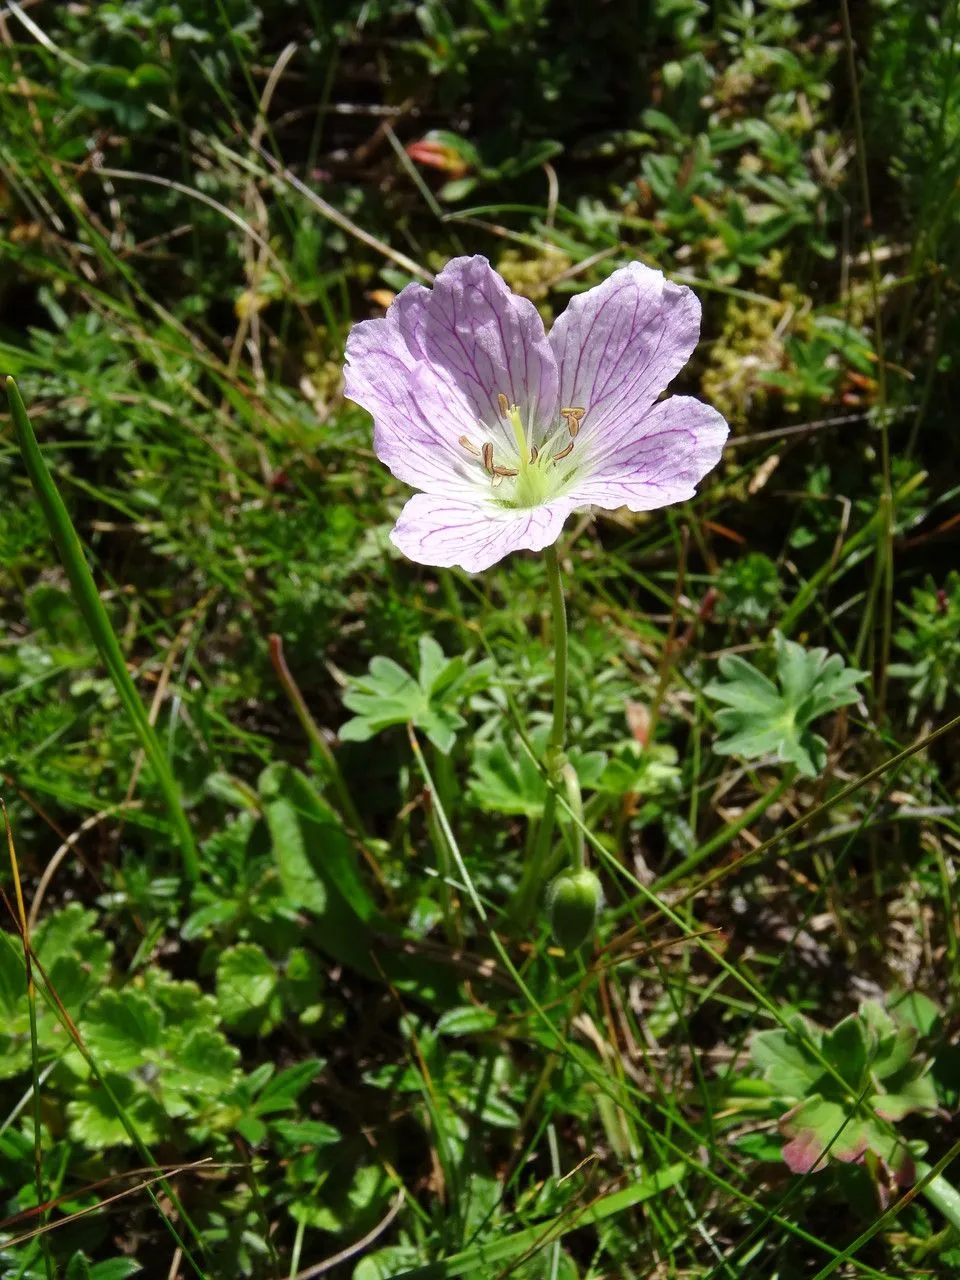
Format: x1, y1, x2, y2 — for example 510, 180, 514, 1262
67, 1075, 164, 1149
216, 943, 280, 1035
596, 741, 681, 798
436, 1006, 499, 1037
889, 989, 940, 1036
707, 632, 867, 777
872, 1072, 939, 1121
823, 1015, 868, 1091
339, 638, 490, 754
469, 731, 605, 818
161, 1027, 241, 1107
355, 1247, 423, 1280
81, 990, 163, 1072
469, 737, 547, 817
66, 1254, 141, 1280
780, 1095, 870, 1173
260, 763, 378, 979
35, 903, 112, 1014
750, 1026, 823, 1098
256, 1059, 325, 1111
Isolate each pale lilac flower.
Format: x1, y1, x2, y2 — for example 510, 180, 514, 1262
343, 256, 728, 573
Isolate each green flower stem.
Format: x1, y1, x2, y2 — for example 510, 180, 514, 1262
5, 377, 200, 880
509, 544, 569, 922
917, 1165, 960, 1236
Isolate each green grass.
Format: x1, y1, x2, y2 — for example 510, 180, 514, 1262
2, 1, 960, 1277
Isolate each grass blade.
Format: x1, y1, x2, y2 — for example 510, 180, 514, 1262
4, 376, 199, 880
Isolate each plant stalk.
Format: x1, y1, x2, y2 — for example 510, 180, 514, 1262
5, 377, 199, 880
509, 544, 569, 922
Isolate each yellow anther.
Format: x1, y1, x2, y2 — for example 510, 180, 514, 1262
553, 441, 575, 462
497, 392, 510, 417
482, 442, 495, 474
459, 434, 481, 457
493, 464, 518, 477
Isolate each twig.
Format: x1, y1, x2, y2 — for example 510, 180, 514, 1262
292, 1190, 405, 1279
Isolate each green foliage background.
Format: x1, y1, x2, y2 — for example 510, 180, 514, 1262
2, 0, 960, 1276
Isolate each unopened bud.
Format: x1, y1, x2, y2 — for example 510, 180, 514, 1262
547, 869, 603, 953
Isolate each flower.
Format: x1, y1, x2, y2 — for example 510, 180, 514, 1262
343, 256, 728, 573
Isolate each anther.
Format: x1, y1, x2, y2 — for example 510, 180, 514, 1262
560, 406, 585, 437
530, 445, 539, 463
459, 435, 481, 457
497, 392, 510, 418
553, 441, 575, 462
492, 464, 518, 477
482, 442, 495, 474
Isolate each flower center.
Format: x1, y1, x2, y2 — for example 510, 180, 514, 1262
458, 394, 586, 509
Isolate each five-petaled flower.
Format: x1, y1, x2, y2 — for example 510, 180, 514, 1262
343, 256, 728, 572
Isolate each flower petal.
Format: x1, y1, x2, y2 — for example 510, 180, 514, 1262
390, 492, 576, 573
414, 255, 559, 444
565, 396, 728, 512
343, 284, 484, 495
548, 262, 700, 448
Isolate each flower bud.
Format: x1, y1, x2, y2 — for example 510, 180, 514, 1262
547, 869, 603, 953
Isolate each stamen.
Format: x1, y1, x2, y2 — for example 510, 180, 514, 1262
497, 392, 510, 418
553, 441, 575, 462
530, 445, 539, 463
482, 442, 495, 475
459, 434, 481, 457
560, 406, 585, 438
492, 464, 518, 477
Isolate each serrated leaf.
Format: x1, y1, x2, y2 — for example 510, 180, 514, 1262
216, 943, 280, 1034
162, 1027, 240, 1105
67, 1075, 164, 1149
142, 971, 219, 1034
81, 990, 163, 1072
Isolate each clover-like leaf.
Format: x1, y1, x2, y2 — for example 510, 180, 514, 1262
340, 635, 491, 754
706, 632, 867, 777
